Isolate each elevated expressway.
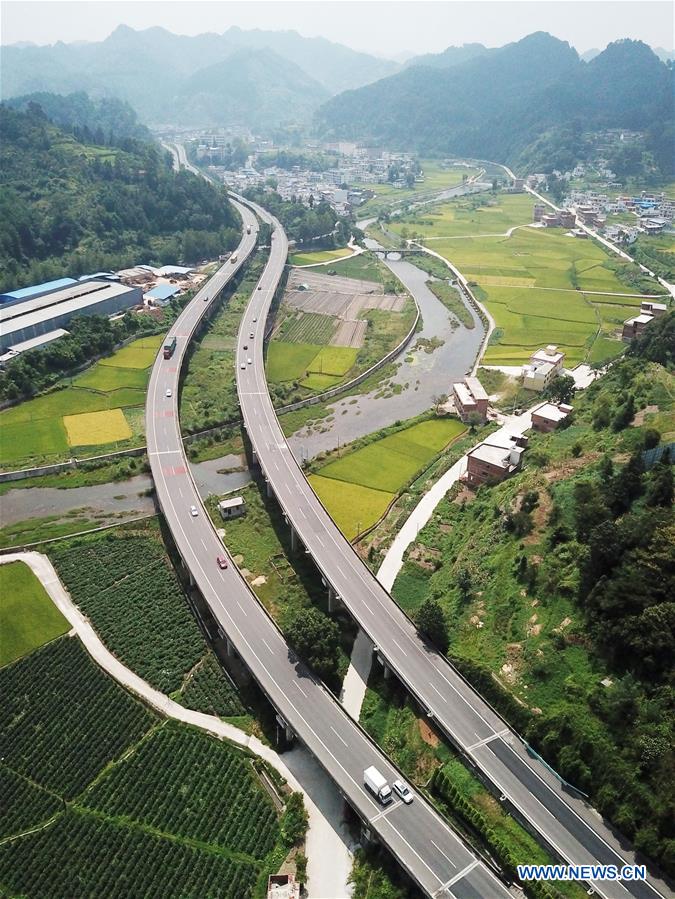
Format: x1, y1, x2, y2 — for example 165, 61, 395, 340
235, 199, 671, 899
146, 198, 512, 899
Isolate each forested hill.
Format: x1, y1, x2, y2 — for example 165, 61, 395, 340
316, 33, 675, 178
5, 91, 153, 145
0, 104, 240, 292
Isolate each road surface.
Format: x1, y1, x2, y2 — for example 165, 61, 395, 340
145, 198, 511, 899
234, 197, 671, 899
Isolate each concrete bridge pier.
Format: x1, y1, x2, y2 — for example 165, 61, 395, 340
265, 478, 273, 499
289, 525, 299, 554
275, 713, 295, 745
327, 585, 340, 614
375, 648, 393, 680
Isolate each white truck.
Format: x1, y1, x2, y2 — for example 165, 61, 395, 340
364, 766, 392, 805
230, 253, 239, 264
246, 225, 252, 234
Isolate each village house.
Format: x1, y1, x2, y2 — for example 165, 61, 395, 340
531, 402, 573, 433
452, 376, 489, 423
522, 345, 566, 392
464, 434, 527, 487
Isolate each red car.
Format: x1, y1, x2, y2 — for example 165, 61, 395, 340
216, 555, 228, 570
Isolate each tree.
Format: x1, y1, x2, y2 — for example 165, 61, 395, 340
416, 597, 448, 652
466, 411, 483, 431
285, 607, 341, 681
645, 461, 673, 507
281, 792, 308, 847
431, 393, 448, 414
544, 373, 575, 405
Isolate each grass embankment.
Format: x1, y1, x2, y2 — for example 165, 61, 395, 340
387, 192, 668, 366
0, 636, 296, 899
180, 254, 265, 433
288, 247, 353, 266
0, 561, 69, 665
205, 480, 356, 687
388, 356, 674, 873
307, 416, 466, 539
0, 335, 162, 471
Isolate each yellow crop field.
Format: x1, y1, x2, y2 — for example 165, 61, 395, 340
63, 408, 132, 447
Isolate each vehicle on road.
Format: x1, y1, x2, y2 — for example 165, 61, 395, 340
165, 388, 172, 398
243, 344, 248, 350
246, 225, 252, 234
247, 357, 252, 365
240, 362, 246, 370
252, 317, 257, 322
216, 555, 228, 569
163, 335, 177, 359
393, 779, 413, 804
230, 253, 239, 264
257, 285, 262, 290
364, 766, 392, 805
249, 332, 254, 339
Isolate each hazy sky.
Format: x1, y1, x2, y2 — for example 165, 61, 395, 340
2, 0, 673, 57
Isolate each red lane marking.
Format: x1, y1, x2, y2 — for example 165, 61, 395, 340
168, 366, 178, 373
155, 410, 175, 418
162, 464, 187, 477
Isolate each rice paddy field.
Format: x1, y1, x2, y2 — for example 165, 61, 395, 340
309, 417, 466, 538
266, 342, 358, 386
357, 161, 481, 215
0, 335, 162, 470
288, 247, 353, 266
394, 193, 669, 366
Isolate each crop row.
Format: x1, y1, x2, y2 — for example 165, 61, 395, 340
0, 637, 153, 798
178, 652, 246, 718
0, 767, 61, 839
282, 312, 336, 345
0, 810, 259, 899
49, 532, 207, 693
82, 725, 280, 859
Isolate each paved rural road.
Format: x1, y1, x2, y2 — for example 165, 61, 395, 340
235, 202, 672, 899
146, 198, 511, 899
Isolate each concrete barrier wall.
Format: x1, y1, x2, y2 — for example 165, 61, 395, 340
0, 445, 147, 483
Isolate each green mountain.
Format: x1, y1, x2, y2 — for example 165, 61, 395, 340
5, 91, 153, 144
0, 104, 240, 291
316, 33, 675, 177
0, 24, 399, 127
173, 49, 329, 128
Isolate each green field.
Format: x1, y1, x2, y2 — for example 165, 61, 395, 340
280, 312, 337, 344
267, 342, 359, 384
289, 247, 353, 266
0, 335, 161, 469
310, 418, 467, 536
309, 475, 395, 540
0, 562, 69, 665
357, 161, 480, 215
418, 206, 667, 365
391, 192, 533, 239
267, 341, 322, 382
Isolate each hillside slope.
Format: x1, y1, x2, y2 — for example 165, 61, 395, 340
317, 34, 675, 177
0, 104, 239, 290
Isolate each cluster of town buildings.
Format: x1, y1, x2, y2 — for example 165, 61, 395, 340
0, 264, 207, 365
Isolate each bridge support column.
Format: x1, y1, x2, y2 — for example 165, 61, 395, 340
251, 449, 258, 467
275, 714, 295, 745
290, 526, 298, 554
327, 586, 339, 614
225, 637, 236, 659
376, 651, 392, 680
266, 479, 273, 499
181, 557, 195, 587
360, 823, 377, 846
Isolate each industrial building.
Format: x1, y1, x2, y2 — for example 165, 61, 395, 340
0, 277, 78, 309
0, 280, 142, 352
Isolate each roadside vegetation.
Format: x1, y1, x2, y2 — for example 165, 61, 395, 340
384, 320, 674, 875
0, 635, 297, 899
